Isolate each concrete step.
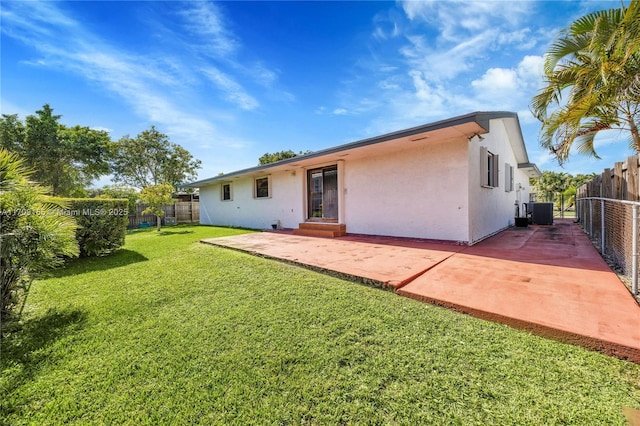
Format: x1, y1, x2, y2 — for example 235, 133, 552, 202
294, 222, 346, 238
298, 222, 346, 232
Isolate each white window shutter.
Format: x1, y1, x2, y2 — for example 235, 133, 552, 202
510, 165, 514, 191
480, 146, 488, 186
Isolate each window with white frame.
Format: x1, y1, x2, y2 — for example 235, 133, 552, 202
480, 146, 499, 188
221, 183, 232, 201
504, 163, 514, 192
255, 176, 270, 198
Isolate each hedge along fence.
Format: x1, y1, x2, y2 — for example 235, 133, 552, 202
60, 198, 129, 257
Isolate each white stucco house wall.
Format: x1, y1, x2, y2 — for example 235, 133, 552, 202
184, 111, 541, 245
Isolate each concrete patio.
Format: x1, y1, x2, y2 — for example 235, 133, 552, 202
201, 220, 640, 363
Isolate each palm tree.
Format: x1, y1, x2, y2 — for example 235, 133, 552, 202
534, 171, 571, 202
531, 0, 640, 164
0, 149, 78, 329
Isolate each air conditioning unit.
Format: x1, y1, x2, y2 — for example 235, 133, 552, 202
531, 203, 554, 225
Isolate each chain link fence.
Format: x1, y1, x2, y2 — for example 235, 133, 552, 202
576, 197, 639, 297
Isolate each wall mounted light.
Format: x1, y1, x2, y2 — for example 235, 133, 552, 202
468, 133, 485, 142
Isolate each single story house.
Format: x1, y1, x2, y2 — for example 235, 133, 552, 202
184, 111, 541, 245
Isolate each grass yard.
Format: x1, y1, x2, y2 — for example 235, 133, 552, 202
2, 225, 640, 424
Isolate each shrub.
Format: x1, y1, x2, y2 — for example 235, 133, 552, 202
62, 198, 129, 257
0, 149, 79, 327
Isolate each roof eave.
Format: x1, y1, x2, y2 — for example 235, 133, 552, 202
182, 111, 525, 188
518, 162, 542, 178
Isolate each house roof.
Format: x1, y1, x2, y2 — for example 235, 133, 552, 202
183, 111, 540, 188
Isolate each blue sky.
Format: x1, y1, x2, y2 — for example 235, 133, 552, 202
1, 0, 635, 187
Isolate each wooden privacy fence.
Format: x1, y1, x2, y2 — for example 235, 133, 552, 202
576, 155, 639, 201
127, 201, 199, 229
576, 155, 640, 297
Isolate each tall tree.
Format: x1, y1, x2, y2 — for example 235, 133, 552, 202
58, 124, 112, 191
111, 126, 201, 190
258, 149, 312, 165
533, 171, 572, 202
0, 114, 24, 153
531, 171, 597, 206
94, 184, 139, 212
0, 105, 112, 196
531, 0, 640, 164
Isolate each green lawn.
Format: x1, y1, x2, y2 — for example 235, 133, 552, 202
2, 225, 640, 424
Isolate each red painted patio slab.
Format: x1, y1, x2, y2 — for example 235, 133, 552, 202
202, 233, 464, 288
202, 220, 640, 362
398, 220, 640, 362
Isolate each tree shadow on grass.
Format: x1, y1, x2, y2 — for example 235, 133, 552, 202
47, 249, 148, 278
157, 229, 194, 236
1, 308, 88, 411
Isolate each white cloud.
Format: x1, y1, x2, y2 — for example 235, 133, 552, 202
517, 55, 545, 87
379, 65, 399, 73
497, 28, 537, 50
531, 149, 556, 170
178, 2, 239, 57
333, 108, 348, 115
396, 1, 544, 86
1, 0, 274, 157
0, 1, 76, 41
517, 109, 539, 124
401, 0, 532, 42
174, 3, 291, 107
470, 55, 545, 109
592, 128, 628, 150
372, 9, 402, 40
201, 67, 259, 111
329, 1, 553, 146
472, 68, 519, 97
379, 78, 400, 90
400, 30, 503, 81
251, 63, 278, 86
409, 70, 445, 106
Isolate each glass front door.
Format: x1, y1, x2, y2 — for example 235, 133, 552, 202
307, 165, 338, 220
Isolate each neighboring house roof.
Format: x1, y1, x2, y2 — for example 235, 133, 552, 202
183, 111, 540, 188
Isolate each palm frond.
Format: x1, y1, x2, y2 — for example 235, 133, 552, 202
532, 1, 640, 163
